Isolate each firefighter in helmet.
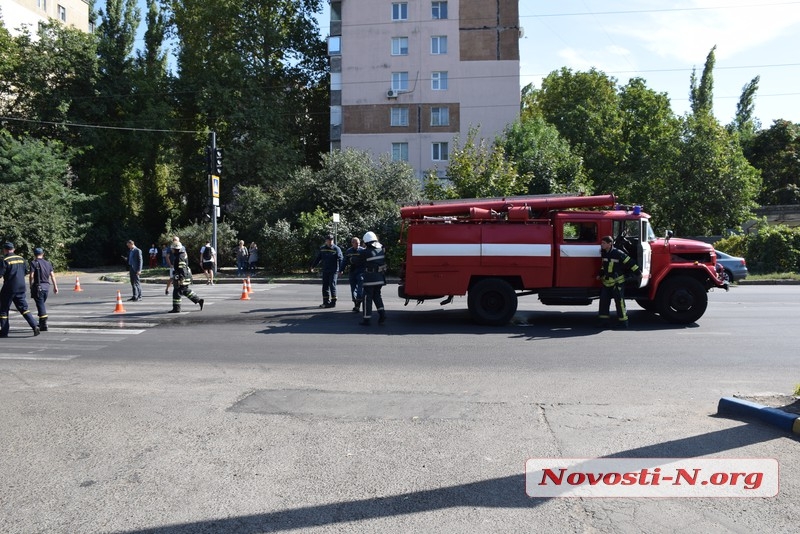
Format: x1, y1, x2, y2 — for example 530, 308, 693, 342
352, 231, 386, 326
169, 242, 204, 313
597, 235, 639, 328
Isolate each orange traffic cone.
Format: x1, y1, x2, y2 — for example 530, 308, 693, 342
113, 290, 126, 313
239, 281, 251, 300
73, 276, 84, 292
246, 276, 253, 294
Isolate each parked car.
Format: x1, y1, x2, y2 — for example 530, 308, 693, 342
715, 250, 748, 283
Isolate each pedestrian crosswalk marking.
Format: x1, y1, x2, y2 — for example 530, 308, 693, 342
0, 353, 81, 361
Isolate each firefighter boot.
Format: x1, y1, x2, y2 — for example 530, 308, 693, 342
352, 300, 361, 313
198, 299, 205, 311
326, 298, 337, 308
39, 318, 48, 331
169, 305, 181, 313
378, 311, 386, 324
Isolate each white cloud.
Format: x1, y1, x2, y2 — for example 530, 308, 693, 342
612, 1, 800, 63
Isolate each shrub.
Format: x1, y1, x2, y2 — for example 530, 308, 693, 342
160, 221, 237, 272
714, 223, 800, 274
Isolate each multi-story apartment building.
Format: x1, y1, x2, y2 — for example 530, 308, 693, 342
329, 0, 520, 178
0, 0, 92, 36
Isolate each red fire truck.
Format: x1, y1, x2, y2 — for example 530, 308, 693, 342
398, 194, 727, 325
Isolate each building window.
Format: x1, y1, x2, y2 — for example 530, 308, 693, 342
431, 36, 447, 55
391, 108, 409, 127
58, 4, 66, 22
391, 72, 409, 92
392, 3, 408, 21
392, 143, 409, 162
431, 71, 448, 90
431, 107, 449, 126
38, 0, 47, 10
331, 106, 342, 126
328, 36, 341, 55
432, 142, 449, 161
391, 37, 408, 56
432, 2, 448, 19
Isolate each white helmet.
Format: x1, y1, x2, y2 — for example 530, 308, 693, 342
363, 231, 378, 244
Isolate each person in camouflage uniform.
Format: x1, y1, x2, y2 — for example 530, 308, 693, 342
169, 243, 204, 313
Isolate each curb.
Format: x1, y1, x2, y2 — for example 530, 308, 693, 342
717, 397, 800, 434
737, 280, 800, 285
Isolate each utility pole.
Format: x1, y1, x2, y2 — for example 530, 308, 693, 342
208, 132, 220, 273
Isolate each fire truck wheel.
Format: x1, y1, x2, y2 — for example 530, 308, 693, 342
656, 276, 707, 324
467, 278, 518, 326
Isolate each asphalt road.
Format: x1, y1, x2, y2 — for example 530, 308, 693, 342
1, 277, 798, 533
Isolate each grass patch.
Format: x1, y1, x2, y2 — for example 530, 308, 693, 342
746, 272, 800, 281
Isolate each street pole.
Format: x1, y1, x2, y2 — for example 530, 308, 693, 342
209, 131, 218, 274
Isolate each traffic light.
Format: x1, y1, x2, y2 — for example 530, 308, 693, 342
213, 148, 223, 175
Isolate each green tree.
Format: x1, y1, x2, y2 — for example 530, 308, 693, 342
229, 149, 421, 272
689, 46, 716, 116
0, 132, 93, 269
439, 126, 525, 198
132, 0, 180, 240
728, 75, 761, 144
663, 113, 760, 235
0, 22, 98, 143
167, 0, 329, 220
616, 78, 681, 218
534, 68, 625, 195
662, 46, 760, 235
501, 114, 590, 195
745, 120, 800, 205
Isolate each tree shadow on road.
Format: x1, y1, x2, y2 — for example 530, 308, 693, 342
117, 421, 793, 534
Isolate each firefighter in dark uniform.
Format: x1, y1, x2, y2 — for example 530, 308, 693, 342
1, 242, 40, 337
344, 237, 365, 312
352, 231, 386, 326
597, 235, 640, 328
309, 234, 343, 308
29, 247, 58, 331
169, 242, 204, 313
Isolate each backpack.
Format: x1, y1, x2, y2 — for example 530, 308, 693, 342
202, 246, 213, 261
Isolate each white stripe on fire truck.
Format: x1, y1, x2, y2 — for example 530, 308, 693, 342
411, 243, 552, 257
559, 244, 602, 258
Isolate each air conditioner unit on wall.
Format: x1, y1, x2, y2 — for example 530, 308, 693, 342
387, 89, 398, 98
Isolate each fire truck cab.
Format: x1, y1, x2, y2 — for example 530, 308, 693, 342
398, 194, 726, 326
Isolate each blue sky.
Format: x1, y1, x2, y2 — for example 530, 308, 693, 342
516, 0, 800, 126
137, 0, 800, 127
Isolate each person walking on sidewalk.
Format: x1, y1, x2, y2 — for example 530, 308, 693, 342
309, 234, 343, 308
170, 243, 204, 313
352, 231, 387, 326
345, 236, 365, 312
126, 240, 143, 301
29, 247, 58, 331
1, 242, 40, 337
200, 241, 216, 285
